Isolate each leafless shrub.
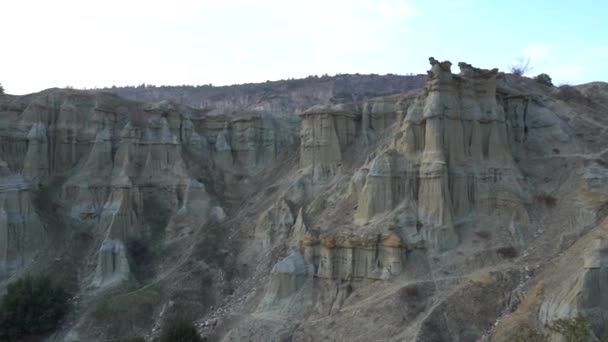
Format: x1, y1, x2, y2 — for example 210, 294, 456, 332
509, 57, 532, 76
535, 194, 557, 207
496, 246, 518, 259
400, 284, 421, 300
556, 85, 589, 104
475, 231, 491, 240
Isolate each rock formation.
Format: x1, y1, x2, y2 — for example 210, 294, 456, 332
92, 239, 130, 288
0, 159, 45, 280
352, 58, 525, 250
1, 59, 608, 342
299, 104, 358, 180
539, 237, 608, 339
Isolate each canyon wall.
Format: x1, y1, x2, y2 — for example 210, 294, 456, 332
1, 61, 608, 342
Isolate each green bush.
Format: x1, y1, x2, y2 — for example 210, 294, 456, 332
496, 246, 519, 258
126, 238, 155, 281
513, 324, 549, 342
535, 73, 554, 87
0, 275, 69, 340
514, 316, 593, 342
549, 316, 591, 342
193, 220, 226, 266
91, 287, 160, 340
158, 317, 202, 342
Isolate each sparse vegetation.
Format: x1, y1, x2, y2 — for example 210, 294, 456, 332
536, 193, 557, 207
118, 336, 146, 342
510, 57, 532, 76
400, 284, 421, 300
514, 316, 594, 342
513, 324, 549, 342
0, 275, 69, 340
550, 316, 592, 342
535, 73, 554, 87
475, 231, 491, 240
126, 238, 155, 281
193, 220, 227, 266
142, 195, 172, 248
556, 85, 591, 106
158, 317, 202, 342
496, 246, 518, 259
92, 287, 161, 340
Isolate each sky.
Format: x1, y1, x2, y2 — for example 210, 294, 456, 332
1, 0, 607, 95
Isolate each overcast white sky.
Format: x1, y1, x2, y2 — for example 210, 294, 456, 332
1, 0, 607, 95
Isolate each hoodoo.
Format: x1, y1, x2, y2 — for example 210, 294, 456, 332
1, 58, 608, 341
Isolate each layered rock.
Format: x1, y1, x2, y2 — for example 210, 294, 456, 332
229, 115, 278, 172
92, 239, 130, 288
299, 104, 358, 179
165, 179, 211, 241
0, 159, 45, 281
254, 199, 294, 249
22, 122, 49, 187
3, 61, 607, 342
539, 238, 608, 339
0, 90, 292, 286
63, 128, 113, 222
301, 231, 406, 280
353, 58, 525, 250
259, 251, 312, 310
258, 231, 406, 317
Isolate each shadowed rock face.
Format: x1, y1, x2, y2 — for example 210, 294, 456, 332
2, 61, 608, 341
93, 239, 130, 288
0, 91, 295, 286
0, 158, 44, 279
539, 238, 608, 339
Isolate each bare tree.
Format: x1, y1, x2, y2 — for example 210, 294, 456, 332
0, 83, 4, 94
509, 57, 532, 76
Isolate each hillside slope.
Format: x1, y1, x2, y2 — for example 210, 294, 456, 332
0, 59, 607, 341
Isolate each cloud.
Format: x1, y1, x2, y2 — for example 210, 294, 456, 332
522, 43, 556, 61
447, 1, 469, 9
542, 60, 591, 84
589, 47, 608, 57
366, 0, 420, 18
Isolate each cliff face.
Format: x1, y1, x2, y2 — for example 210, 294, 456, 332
1, 61, 608, 341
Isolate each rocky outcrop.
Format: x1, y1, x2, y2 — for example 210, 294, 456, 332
229, 115, 278, 172
254, 199, 294, 249
0, 159, 45, 281
415, 270, 521, 342
259, 231, 406, 317
259, 251, 312, 310
22, 122, 49, 187
539, 238, 608, 339
92, 239, 130, 288
299, 104, 358, 179
301, 231, 406, 280
3, 59, 608, 342
352, 58, 526, 250
0, 90, 291, 286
